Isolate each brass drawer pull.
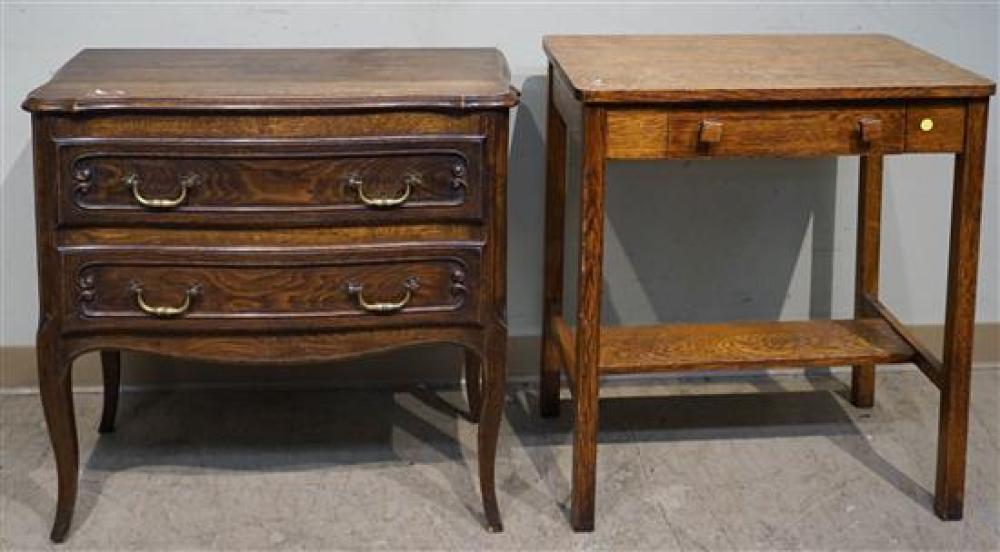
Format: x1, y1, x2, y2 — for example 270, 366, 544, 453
347, 277, 420, 313
347, 173, 419, 208
130, 281, 201, 318
125, 173, 201, 209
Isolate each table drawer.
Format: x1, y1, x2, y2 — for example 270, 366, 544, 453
61, 246, 481, 333
606, 106, 905, 159
667, 107, 904, 158
905, 102, 966, 152
57, 136, 484, 227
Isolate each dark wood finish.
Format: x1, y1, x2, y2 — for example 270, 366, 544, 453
62, 247, 481, 333
25, 48, 516, 541
935, 99, 988, 520
478, 110, 510, 533
58, 137, 485, 227
464, 349, 482, 422
851, 154, 884, 407
23, 48, 518, 112
544, 35, 995, 103
541, 34, 993, 531
540, 63, 568, 418
97, 351, 120, 433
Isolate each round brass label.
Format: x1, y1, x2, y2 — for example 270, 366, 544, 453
920, 118, 935, 132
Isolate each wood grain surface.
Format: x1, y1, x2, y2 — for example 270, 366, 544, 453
24, 48, 518, 112
59, 136, 484, 227
585, 319, 915, 372
26, 48, 516, 541
544, 35, 995, 103
541, 34, 993, 533
851, 154, 884, 407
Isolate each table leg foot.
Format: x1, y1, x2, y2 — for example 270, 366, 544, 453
37, 323, 78, 543
477, 328, 506, 532
850, 364, 875, 408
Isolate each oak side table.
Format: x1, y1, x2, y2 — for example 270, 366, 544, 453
539, 34, 994, 531
23, 48, 517, 541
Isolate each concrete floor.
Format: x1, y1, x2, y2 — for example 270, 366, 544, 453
2, 369, 999, 550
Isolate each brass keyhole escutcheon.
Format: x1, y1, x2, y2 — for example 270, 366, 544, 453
920, 118, 935, 132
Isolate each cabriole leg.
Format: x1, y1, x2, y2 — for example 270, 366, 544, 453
98, 350, 121, 433
477, 325, 507, 532
37, 322, 78, 543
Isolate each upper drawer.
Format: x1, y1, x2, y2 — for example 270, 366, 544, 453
56, 136, 485, 227
606, 106, 905, 159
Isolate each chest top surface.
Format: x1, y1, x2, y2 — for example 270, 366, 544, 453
544, 34, 995, 104
23, 48, 518, 113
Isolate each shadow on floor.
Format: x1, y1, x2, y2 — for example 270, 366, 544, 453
504, 382, 934, 521
65, 379, 933, 533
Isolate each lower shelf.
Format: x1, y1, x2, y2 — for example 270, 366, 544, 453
557, 318, 917, 374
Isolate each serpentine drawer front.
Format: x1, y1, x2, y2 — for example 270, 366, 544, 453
62, 247, 482, 333
58, 136, 485, 227
24, 48, 517, 542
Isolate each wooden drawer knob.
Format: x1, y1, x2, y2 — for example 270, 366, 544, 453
699, 120, 723, 144
859, 118, 883, 144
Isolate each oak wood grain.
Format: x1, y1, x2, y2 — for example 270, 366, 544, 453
935, 99, 988, 520
541, 33, 993, 533
905, 102, 966, 152
861, 293, 944, 388
605, 109, 669, 159
851, 154, 883, 407
540, 63, 569, 417
570, 107, 606, 532
544, 35, 995, 103
665, 106, 904, 158
593, 319, 914, 373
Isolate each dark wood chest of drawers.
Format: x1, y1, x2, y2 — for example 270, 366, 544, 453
24, 48, 518, 542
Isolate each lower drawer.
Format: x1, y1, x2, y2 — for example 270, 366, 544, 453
61, 246, 481, 334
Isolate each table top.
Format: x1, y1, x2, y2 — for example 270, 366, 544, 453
23, 48, 518, 113
543, 34, 995, 103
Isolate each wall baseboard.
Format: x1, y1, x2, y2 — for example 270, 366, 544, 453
2, 323, 997, 392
